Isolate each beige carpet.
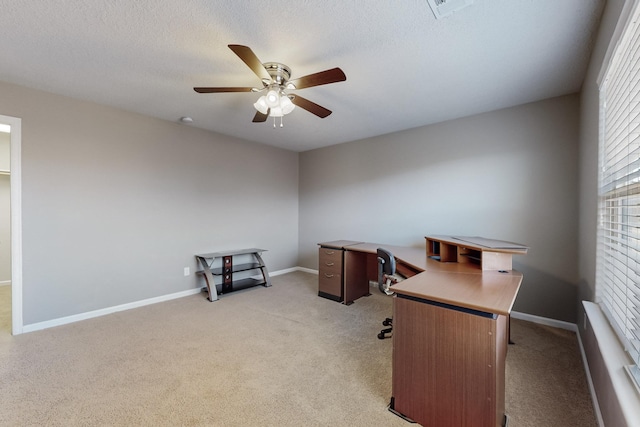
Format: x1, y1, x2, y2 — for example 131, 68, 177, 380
0, 272, 596, 426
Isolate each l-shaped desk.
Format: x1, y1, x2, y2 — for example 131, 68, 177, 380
318, 236, 528, 427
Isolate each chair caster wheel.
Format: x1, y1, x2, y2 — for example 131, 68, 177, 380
378, 333, 385, 339
382, 319, 392, 326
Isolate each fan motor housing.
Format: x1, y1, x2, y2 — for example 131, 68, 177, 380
263, 62, 291, 85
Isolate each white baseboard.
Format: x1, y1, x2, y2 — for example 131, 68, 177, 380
576, 320, 605, 427
293, 266, 318, 275
0, 280, 11, 286
270, 267, 302, 276
511, 310, 578, 332
21, 267, 311, 333
22, 287, 203, 333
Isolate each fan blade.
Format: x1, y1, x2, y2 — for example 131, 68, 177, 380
194, 87, 255, 93
252, 109, 269, 122
288, 67, 346, 90
228, 44, 271, 82
291, 95, 332, 118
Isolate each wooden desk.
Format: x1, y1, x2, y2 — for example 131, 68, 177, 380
318, 236, 527, 427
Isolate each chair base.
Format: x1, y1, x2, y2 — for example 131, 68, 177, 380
378, 317, 393, 339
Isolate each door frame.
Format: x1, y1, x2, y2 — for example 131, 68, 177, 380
0, 114, 23, 335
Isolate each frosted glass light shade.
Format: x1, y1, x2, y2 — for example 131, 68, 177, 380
253, 96, 269, 114
280, 96, 295, 115
265, 90, 280, 108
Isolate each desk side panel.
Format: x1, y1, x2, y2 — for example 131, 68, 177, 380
392, 296, 500, 427
343, 251, 370, 304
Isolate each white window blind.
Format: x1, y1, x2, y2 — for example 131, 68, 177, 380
597, 1, 640, 389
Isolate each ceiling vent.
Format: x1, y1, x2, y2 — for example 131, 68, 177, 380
426, 0, 474, 19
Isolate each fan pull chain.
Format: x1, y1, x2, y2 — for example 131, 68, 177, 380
272, 117, 285, 128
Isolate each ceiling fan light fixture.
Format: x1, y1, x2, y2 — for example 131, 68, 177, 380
254, 92, 295, 117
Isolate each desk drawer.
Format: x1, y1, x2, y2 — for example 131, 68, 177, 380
320, 263, 342, 277
319, 257, 342, 276
318, 271, 342, 301
319, 248, 342, 268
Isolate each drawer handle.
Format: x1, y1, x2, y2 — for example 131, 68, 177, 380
325, 262, 335, 266
324, 273, 334, 278
325, 250, 335, 255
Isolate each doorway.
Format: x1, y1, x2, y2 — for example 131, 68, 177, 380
0, 114, 22, 335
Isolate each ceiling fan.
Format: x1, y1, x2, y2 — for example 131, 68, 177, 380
194, 44, 346, 126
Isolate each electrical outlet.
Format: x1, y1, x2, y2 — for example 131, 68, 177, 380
184, 267, 190, 276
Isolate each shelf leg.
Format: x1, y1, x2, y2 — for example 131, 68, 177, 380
254, 252, 271, 287
196, 256, 219, 302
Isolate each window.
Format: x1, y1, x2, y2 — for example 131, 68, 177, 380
597, 0, 640, 389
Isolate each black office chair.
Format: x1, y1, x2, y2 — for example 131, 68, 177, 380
377, 248, 404, 339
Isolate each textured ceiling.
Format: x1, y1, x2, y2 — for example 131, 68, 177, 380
0, 0, 604, 152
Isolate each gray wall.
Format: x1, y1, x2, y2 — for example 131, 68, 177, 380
299, 95, 580, 322
0, 81, 299, 326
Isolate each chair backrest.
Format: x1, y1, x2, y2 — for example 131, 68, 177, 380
377, 247, 397, 296
377, 248, 396, 275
